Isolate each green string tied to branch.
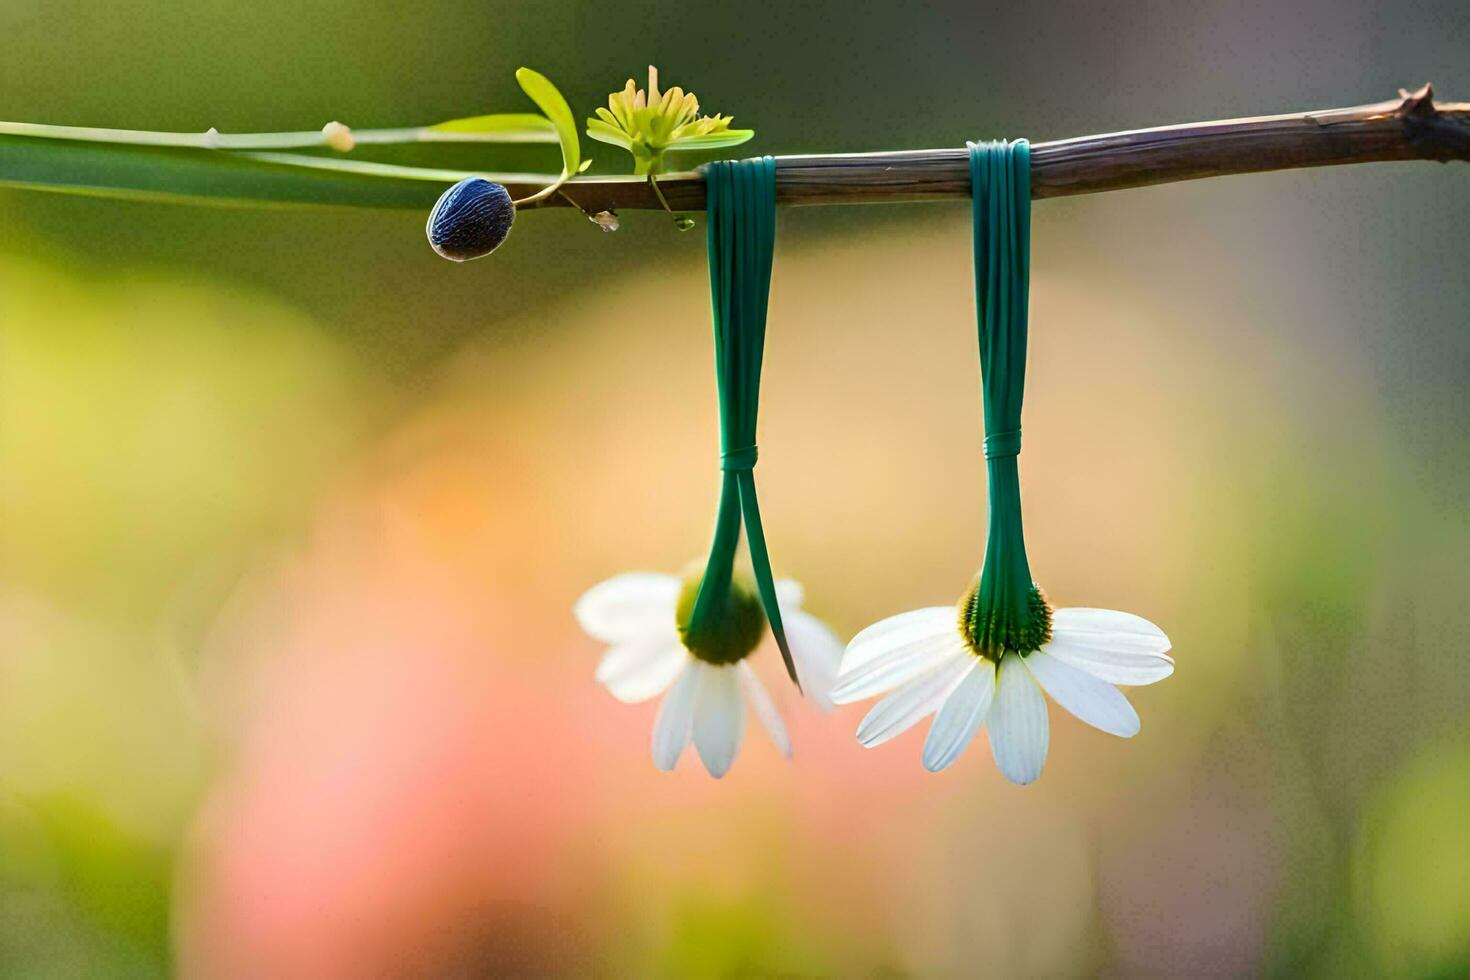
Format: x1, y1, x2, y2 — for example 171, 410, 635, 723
680, 156, 799, 687
961, 139, 1053, 660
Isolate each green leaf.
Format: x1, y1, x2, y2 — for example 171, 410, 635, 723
514, 67, 582, 176
669, 130, 756, 151
426, 112, 558, 142
0, 135, 549, 210
0, 69, 585, 210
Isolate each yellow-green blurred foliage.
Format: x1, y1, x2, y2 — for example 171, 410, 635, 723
1355, 744, 1470, 973
2, 0, 1469, 976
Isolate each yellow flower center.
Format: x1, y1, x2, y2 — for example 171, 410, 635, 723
957, 577, 1053, 662
675, 565, 767, 665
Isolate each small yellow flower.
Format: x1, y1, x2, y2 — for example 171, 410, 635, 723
586, 66, 754, 176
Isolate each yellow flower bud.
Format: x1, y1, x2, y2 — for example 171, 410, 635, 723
321, 121, 354, 153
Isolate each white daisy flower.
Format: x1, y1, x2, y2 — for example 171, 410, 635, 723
575, 570, 842, 777
830, 603, 1173, 783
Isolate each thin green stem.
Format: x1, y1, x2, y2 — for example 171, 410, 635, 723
0, 120, 558, 149
235, 151, 549, 186
646, 173, 677, 215
511, 171, 574, 206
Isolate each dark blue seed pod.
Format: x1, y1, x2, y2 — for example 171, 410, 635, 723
426, 178, 516, 262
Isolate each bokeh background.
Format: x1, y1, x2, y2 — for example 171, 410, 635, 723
2, 0, 1469, 976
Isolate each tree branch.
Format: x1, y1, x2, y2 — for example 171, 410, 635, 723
525, 85, 1469, 214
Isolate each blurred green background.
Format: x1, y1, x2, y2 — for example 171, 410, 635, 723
2, 0, 1469, 976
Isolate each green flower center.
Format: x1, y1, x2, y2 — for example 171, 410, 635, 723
676, 567, 767, 665
958, 577, 1052, 662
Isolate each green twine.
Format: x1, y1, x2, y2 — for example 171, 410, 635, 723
962, 139, 1052, 659
683, 155, 798, 685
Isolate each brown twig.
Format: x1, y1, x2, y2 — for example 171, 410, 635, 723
514, 85, 1468, 212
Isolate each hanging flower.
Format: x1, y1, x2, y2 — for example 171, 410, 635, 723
831, 601, 1173, 782
576, 157, 803, 780
586, 66, 755, 175
834, 140, 1174, 784
575, 569, 842, 777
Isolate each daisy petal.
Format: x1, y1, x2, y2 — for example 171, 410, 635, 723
775, 579, 804, 612
651, 662, 700, 771
1051, 607, 1170, 648
737, 663, 790, 758
1044, 612, 1174, 685
987, 653, 1050, 785
692, 664, 745, 778
783, 610, 844, 711
921, 659, 996, 772
832, 609, 963, 703
1044, 640, 1174, 686
575, 572, 680, 644
595, 637, 687, 703
1024, 651, 1140, 737
859, 654, 974, 749
841, 607, 956, 673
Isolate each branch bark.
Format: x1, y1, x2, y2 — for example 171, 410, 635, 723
521, 85, 1469, 214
